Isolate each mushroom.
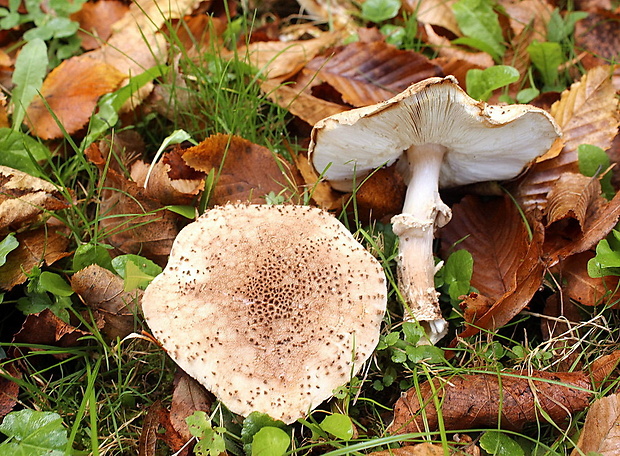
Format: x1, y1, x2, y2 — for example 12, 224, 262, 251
308, 76, 561, 344
141, 204, 387, 424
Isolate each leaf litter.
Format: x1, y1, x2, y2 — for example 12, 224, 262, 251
0, 0, 618, 453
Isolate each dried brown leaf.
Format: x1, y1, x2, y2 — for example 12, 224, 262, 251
544, 186, 620, 264
25, 57, 126, 139
181, 134, 302, 205
239, 33, 339, 79
404, 0, 460, 35
131, 160, 202, 206
170, 370, 214, 441
0, 225, 70, 290
499, 0, 552, 39
304, 41, 443, 107
12, 309, 90, 357
295, 153, 345, 210
424, 24, 494, 68
71, 264, 142, 340
572, 393, 620, 456
0, 363, 21, 419
545, 173, 601, 229
369, 443, 445, 455
555, 252, 620, 306
138, 401, 189, 456
514, 65, 620, 211
0, 166, 70, 233
261, 78, 348, 125
71, 1, 129, 50
440, 196, 545, 338
390, 369, 592, 434
85, 143, 180, 265
575, 11, 620, 70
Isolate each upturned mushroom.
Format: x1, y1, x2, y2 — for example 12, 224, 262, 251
141, 204, 387, 424
309, 76, 561, 343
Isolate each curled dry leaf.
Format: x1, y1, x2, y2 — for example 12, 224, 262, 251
544, 185, 620, 264
85, 143, 180, 265
0, 225, 70, 290
71, 264, 142, 340
71, 0, 129, 50
170, 370, 214, 441
545, 173, 600, 229
368, 442, 445, 455
0, 363, 21, 419
554, 252, 620, 306
499, 0, 553, 39
12, 309, 90, 359
261, 78, 348, 126
391, 352, 620, 434
404, 0, 460, 36
25, 57, 127, 139
132, 158, 202, 207
181, 133, 302, 205
0, 166, 70, 234
138, 400, 189, 456
294, 153, 345, 210
514, 65, 620, 211
239, 33, 339, 80
572, 393, 620, 456
304, 41, 443, 107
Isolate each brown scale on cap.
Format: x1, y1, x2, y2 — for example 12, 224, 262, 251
141, 204, 387, 424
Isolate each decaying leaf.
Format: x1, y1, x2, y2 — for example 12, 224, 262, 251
368, 442, 445, 455
25, 57, 127, 139
0, 363, 21, 419
304, 41, 443, 107
12, 309, 90, 358
131, 158, 202, 207
0, 225, 70, 290
404, 0, 460, 35
138, 400, 189, 456
499, 0, 553, 39
545, 173, 600, 229
515, 65, 620, 211
85, 142, 181, 265
572, 393, 620, 456
554, 252, 620, 306
294, 153, 345, 210
71, 0, 130, 51
0, 166, 70, 234
170, 370, 214, 441
261, 78, 348, 126
71, 264, 142, 340
181, 134, 302, 205
390, 352, 620, 434
575, 11, 620, 70
239, 33, 339, 80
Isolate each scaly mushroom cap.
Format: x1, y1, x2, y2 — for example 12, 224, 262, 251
142, 204, 387, 424
309, 76, 561, 190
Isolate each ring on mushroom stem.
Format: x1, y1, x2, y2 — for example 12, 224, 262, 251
308, 75, 561, 344
141, 204, 387, 424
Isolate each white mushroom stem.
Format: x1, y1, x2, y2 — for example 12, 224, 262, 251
391, 143, 451, 344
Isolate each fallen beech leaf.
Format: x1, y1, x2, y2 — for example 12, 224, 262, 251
555, 252, 620, 306
391, 352, 620, 434
572, 393, 620, 456
499, 0, 552, 39
424, 24, 494, 69
0, 363, 21, 419
0, 225, 70, 290
181, 134, 302, 205
575, 11, 620, 70
170, 370, 214, 441
240, 33, 338, 80
12, 309, 90, 358
71, 264, 142, 340
25, 57, 127, 139
514, 65, 620, 211
544, 186, 620, 264
440, 195, 544, 337
71, 1, 129, 50
294, 153, 345, 210
404, 0, 460, 35
85, 143, 180, 265
261, 78, 348, 126
304, 41, 443, 107
131, 159, 202, 206
369, 442, 445, 455
545, 173, 600, 229
138, 401, 188, 456
0, 166, 70, 233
